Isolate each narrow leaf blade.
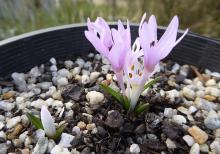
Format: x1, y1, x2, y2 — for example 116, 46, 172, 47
26, 113, 44, 130
123, 96, 130, 111
134, 103, 150, 115
52, 123, 67, 141
99, 83, 124, 103
144, 77, 161, 90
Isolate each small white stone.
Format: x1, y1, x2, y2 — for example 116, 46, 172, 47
86, 91, 104, 105
196, 90, 205, 98
106, 74, 112, 81
57, 77, 68, 87
166, 138, 176, 149
171, 63, 180, 73
35, 129, 45, 140
57, 69, 71, 79
81, 75, 90, 85
182, 87, 195, 100
94, 54, 102, 60
50, 65, 58, 72
64, 60, 73, 69
183, 135, 195, 146
101, 65, 111, 74
75, 58, 85, 68
37, 82, 53, 90
210, 138, 220, 154
50, 57, 57, 65
194, 98, 220, 111
129, 144, 140, 154
21, 114, 29, 126
72, 126, 81, 135
0, 131, 6, 140
19, 131, 28, 142
65, 102, 73, 110
71, 67, 81, 76
84, 61, 92, 69
199, 144, 209, 153
6, 116, 21, 129
190, 143, 200, 154
172, 115, 186, 124
205, 79, 216, 87
29, 66, 41, 78
82, 69, 90, 75
90, 72, 100, 83
88, 53, 94, 58
11, 72, 27, 91
188, 106, 197, 114
205, 87, 220, 97
31, 99, 45, 109
0, 101, 15, 111
59, 133, 75, 148
164, 108, 177, 118
0, 122, 4, 130
166, 89, 180, 101
51, 145, 71, 154
47, 139, 56, 153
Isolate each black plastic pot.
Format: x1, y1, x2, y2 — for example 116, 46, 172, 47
0, 24, 220, 77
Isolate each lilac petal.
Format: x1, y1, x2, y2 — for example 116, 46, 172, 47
139, 22, 151, 50
108, 41, 122, 71
85, 31, 109, 57
41, 105, 56, 137
139, 13, 147, 34
115, 71, 125, 95
174, 28, 189, 46
156, 16, 179, 59
147, 15, 157, 42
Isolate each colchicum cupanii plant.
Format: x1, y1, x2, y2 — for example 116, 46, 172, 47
27, 105, 66, 141
85, 13, 188, 114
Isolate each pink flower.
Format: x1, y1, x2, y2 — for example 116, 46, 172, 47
85, 18, 131, 94
139, 13, 189, 72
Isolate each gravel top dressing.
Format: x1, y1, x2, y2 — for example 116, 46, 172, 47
0, 52, 220, 154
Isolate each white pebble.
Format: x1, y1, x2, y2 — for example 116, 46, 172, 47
64, 60, 73, 69
205, 79, 216, 87
86, 91, 104, 105
50, 57, 57, 65
72, 126, 81, 135
81, 75, 90, 85
90, 72, 100, 83
59, 133, 75, 148
166, 138, 176, 149
57, 77, 68, 87
189, 106, 198, 114
164, 108, 177, 118
57, 69, 71, 79
0, 101, 15, 111
190, 143, 200, 154
51, 145, 71, 154
71, 67, 81, 76
172, 115, 186, 124
129, 144, 140, 154
183, 135, 195, 146
6, 116, 21, 129
50, 65, 58, 72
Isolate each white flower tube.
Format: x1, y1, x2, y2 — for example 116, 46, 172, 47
41, 105, 56, 137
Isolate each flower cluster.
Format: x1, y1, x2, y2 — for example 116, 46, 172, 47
85, 13, 188, 113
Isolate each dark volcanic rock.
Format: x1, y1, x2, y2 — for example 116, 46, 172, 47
105, 110, 124, 128
162, 122, 185, 140
61, 84, 83, 101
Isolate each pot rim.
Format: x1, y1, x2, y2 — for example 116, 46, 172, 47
1, 23, 219, 46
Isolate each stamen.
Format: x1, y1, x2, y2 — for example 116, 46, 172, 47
129, 73, 133, 78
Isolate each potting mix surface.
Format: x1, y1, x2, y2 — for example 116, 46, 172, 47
0, 52, 220, 154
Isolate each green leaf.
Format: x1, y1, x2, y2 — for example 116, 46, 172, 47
144, 77, 161, 90
123, 96, 130, 111
52, 123, 67, 141
99, 83, 124, 103
26, 113, 44, 130
134, 102, 150, 115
